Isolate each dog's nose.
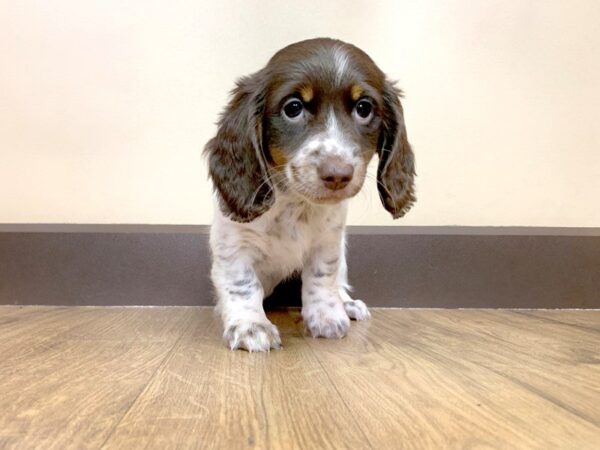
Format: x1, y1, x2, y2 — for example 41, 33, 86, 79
318, 158, 354, 191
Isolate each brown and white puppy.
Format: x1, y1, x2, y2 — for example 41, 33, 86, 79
205, 38, 415, 351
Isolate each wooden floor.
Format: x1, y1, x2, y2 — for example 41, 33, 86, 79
0, 307, 599, 449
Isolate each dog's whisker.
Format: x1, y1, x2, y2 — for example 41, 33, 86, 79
364, 172, 395, 205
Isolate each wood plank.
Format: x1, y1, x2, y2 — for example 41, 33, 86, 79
0, 307, 191, 450
517, 309, 600, 332
0, 307, 97, 348
57, 307, 197, 342
2, 307, 599, 449
0, 306, 29, 317
307, 309, 600, 449
388, 309, 600, 425
104, 309, 370, 450
0, 306, 49, 330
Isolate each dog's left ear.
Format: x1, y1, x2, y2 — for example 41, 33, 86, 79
376, 80, 416, 218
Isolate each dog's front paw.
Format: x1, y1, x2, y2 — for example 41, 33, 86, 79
343, 299, 371, 321
302, 301, 350, 339
224, 320, 281, 352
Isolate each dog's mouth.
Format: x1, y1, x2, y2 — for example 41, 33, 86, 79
306, 186, 361, 204
284, 161, 366, 205
289, 177, 365, 204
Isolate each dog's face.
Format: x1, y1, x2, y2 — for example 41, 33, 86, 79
264, 43, 384, 204
206, 38, 416, 222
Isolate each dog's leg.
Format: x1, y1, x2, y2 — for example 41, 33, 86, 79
301, 228, 352, 339
212, 263, 281, 352
337, 240, 371, 321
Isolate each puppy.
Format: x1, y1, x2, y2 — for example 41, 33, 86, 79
205, 38, 415, 351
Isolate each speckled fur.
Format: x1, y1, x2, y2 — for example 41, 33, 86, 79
205, 38, 414, 351
210, 189, 370, 351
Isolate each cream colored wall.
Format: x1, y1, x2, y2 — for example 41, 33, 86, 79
1, 1, 598, 226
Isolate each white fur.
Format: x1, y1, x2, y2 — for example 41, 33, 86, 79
287, 108, 364, 201
332, 46, 349, 87
324, 108, 357, 159
210, 190, 370, 352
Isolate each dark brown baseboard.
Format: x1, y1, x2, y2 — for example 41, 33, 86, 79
1, 225, 598, 308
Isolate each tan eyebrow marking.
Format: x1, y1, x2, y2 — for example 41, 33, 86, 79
270, 146, 287, 166
300, 85, 314, 103
351, 84, 363, 101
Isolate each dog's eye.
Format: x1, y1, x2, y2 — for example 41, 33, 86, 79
282, 99, 304, 120
353, 99, 373, 124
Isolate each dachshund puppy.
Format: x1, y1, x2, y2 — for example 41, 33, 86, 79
205, 38, 415, 351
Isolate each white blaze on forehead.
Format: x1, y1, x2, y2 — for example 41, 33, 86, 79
331, 46, 349, 87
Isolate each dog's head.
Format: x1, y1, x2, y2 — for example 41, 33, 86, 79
205, 38, 416, 222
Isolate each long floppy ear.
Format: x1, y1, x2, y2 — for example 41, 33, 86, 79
377, 81, 416, 218
204, 70, 274, 222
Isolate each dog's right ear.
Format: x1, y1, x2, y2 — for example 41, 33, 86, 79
204, 70, 274, 223
376, 80, 416, 218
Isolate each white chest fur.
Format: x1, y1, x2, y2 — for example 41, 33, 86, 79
210, 193, 348, 296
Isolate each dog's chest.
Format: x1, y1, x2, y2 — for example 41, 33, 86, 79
212, 194, 345, 291
260, 201, 317, 270
251, 197, 343, 277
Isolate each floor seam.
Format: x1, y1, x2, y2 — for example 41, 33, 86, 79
511, 310, 600, 335
475, 363, 600, 429
296, 317, 376, 450
383, 312, 600, 431
97, 313, 195, 449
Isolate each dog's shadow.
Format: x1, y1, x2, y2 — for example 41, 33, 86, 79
263, 274, 302, 310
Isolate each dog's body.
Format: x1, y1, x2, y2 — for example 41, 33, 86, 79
205, 38, 415, 351
210, 190, 366, 351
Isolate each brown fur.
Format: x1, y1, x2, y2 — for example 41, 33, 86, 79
204, 38, 416, 222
